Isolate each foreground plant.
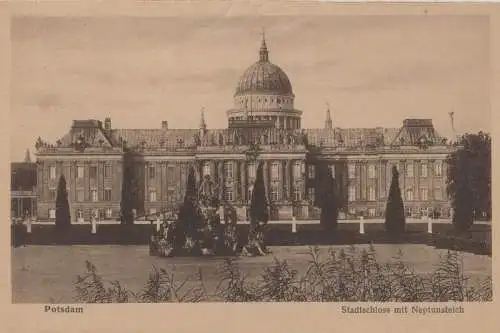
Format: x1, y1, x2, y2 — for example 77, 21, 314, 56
74, 247, 492, 303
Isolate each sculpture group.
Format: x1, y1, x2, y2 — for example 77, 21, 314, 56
150, 165, 270, 257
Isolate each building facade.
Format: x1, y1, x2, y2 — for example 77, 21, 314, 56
35, 36, 453, 222
11, 160, 37, 219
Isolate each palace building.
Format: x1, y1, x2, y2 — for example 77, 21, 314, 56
34, 36, 453, 222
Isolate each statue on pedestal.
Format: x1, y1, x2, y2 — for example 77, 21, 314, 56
150, 173, 245, 257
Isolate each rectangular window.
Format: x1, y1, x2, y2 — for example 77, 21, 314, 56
406, 163, 414, 177
77, 189, 84, 202
348, 164, 356, 179
247, 185, 254, 201
77, 166, 84, 179
271, 161, 281, 180
167, 166, 175, 181
420, 187, 428, 201
420, 207, 428, 217
271, 186, 280, 202
434, 162, 442, 177
104, 165, 112, 178
48, 188, 56, 200
368, 186, 376, 201
406, 188, 414, 201
420, 163, 428, 178
368, 165, 376, 179
308, 187, 315, 203
64, 166, 70, 179
148, 166, 155, 180
348, 185, 356, 202
434, 187, 442, 200
308, 164, 316, 179
91, 189, 98, 202
224, 162, 233, 179
49, 166, 56, 180
293, 186, 301, 201
76, 209, 84, 220
224, 183, 233, 201
368, 208, 376, 217
294, 162, 303, 179
149, 190, 157, 202
104, 188, 112, 201
106, 208, 113, 219
247, 162, 256, 180
167, 189, 176, 202
330, 164, 336, 178
202, 163, 211, 177
49, 209, 56, 219
89, 166, 98, 180
405, 207, 413, 217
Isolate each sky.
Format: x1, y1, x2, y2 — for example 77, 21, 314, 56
10, 15, 490, 161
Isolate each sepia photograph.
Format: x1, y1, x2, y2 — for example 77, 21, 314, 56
9, 12, 492, 306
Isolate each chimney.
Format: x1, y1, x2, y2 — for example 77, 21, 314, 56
162, 121, 168, 130
104, 117, 112, 131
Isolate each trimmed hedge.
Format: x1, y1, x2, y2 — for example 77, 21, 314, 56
16, 222, 491, 256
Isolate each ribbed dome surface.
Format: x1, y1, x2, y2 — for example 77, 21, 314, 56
235, 61, 293, 95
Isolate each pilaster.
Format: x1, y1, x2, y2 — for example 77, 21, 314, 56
285, 160, 291, 201
234, 160, 240, 202
241, 160, 247, 202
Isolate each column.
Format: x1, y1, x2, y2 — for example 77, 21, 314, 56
301, 160, 306, 200
288, 160, 294, 201
210, 160, 216, 181
241, 160, 247, 202
144, 162, 149, 202
234, 160, 240, 202
362, 161, 368, 201
263, 161, 269, 194
356, 160, 361, 201
400, 160, 406, 198
218, 161, 224, 200
195, 160, 201, 184
377, 160, 383, 200
84, 161, 91, 202
163, 161, 168, 202
429, 159, 435, 200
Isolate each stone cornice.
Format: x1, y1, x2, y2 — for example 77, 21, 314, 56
226, 108, 303, 117
143, 155, 194, 161
316, 153, 449, 161
36, 155, 123, 161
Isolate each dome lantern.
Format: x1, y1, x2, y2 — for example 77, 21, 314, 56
259, 29, 269, 62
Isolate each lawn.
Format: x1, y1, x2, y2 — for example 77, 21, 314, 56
11, 244, 492, 303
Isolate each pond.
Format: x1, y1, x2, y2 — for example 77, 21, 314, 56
12, 244, 492, 303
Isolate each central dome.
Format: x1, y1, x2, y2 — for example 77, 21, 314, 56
235, 37, 293, 96
227, 34, 302, 131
